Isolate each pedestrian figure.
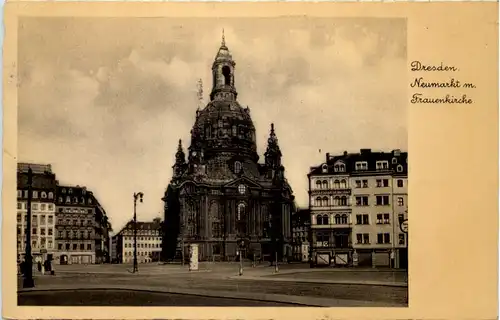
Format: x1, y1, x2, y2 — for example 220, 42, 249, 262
37, 261, 42, 272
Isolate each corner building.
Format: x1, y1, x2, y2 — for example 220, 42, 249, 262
163, 37, 295, 262
16, 163, 57, 263
308, 149, 408, 268
54, 185, 111, 264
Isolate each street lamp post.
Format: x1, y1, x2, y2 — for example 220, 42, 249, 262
23, 168, 35, 288
133, 192, 144, 273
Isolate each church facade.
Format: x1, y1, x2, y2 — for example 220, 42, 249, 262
162, 36, 295, 262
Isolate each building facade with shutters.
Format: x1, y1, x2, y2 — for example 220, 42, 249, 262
308, 149, 408, 268
162, 36, 295, 262
113, 219, 163, 264
16, 163, 58, 263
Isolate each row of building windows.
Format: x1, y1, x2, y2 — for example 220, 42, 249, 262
321, 162, 404, 174
314, 179, 348, 190
314, 179, 405, 190
56, 218, 94, 226
60, 188, 85, 195
17, 202, 54, 211
57, 230, 94, 239
315, 214, 349, 225
355, 195, 404, 206
57, 243, 93, 251
17, 190, 54, 199
355, 233, 405, 245
354, 179, 405, 188
355, 213, 406, 225
318, 179, 406, 189
18, 239, 53, 249
122, 251, 158, 257
124, 243, 161, 248
122, 235, 161, 241
18, 227, 54, 236
314, 195, 405, 207
314, 196, 349, 207
17, 214, 54, 224
58, 196, 93, 205
121, 230, 161, 237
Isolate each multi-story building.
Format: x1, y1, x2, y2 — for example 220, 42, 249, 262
113, 219, 163, 264
308, 149, 408, 268
291, 208, 310, 262
54, 185, 111, 264
17, 163, 58, 264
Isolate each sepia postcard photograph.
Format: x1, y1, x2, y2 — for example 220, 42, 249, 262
2, 2, 498, 320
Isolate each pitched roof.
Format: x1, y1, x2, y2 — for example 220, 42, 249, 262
309, 149, 408, 176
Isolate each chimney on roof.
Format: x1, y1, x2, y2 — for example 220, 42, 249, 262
360, 149, 371, 154
343, 151, 348, 156
393, 149, 401, 156
326, 153, 330, 162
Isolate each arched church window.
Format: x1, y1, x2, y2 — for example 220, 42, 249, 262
222, 66, 231, 85
237, 203, 245, 221
234, 161, 242, 174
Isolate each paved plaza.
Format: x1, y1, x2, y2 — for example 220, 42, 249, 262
18, 262, 408, 307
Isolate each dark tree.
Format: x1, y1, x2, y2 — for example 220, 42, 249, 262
162, 185, 181, 261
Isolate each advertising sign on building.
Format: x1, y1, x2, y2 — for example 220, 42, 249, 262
189, 244, 198, 271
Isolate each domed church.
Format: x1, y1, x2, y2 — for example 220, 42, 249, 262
162, 34, 295, 262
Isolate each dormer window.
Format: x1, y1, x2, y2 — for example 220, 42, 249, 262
68, 188, 73, 194
392, 157, 398, 164
33, 191, 38, 199
321, 164, 328, 173
397, 165, 404, 173
355, 161, 368, 171
376, 161, 389, 170
234, 161, 242, 174
41, 192, 47, 199
62, 188, 66, 194
334, 162, 346, 172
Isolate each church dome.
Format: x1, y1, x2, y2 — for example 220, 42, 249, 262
188, 34, 258, 163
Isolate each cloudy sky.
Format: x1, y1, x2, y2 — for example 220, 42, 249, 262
18, 17, 407, 233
